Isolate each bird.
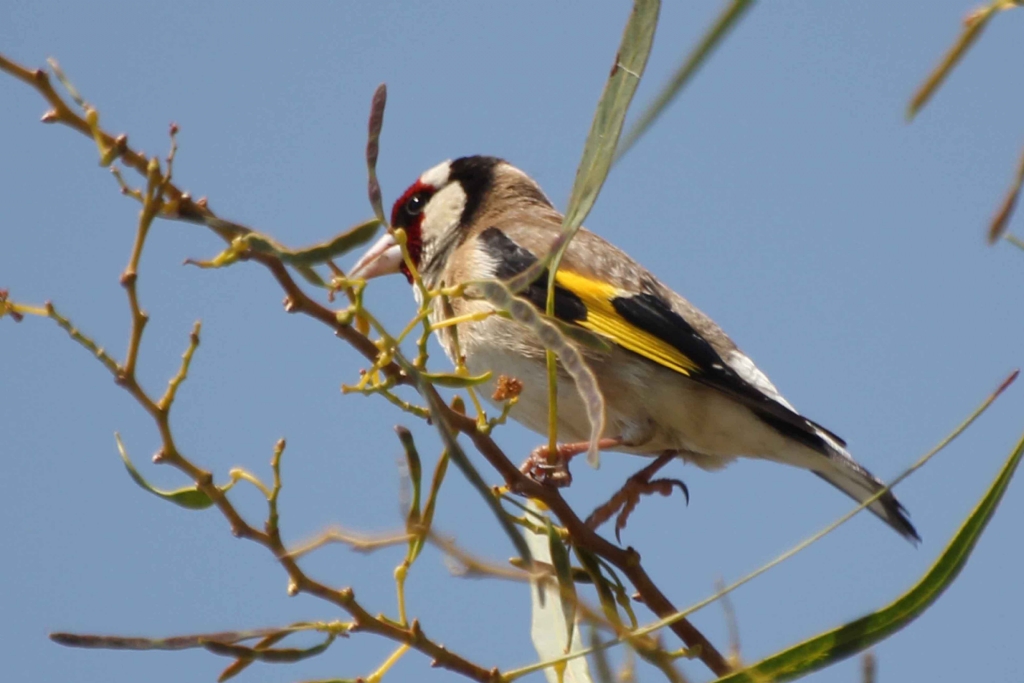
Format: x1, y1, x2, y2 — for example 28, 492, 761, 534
349, 155, 919, 543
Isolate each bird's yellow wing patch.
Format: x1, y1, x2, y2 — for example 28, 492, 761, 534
553, 270, 699, 376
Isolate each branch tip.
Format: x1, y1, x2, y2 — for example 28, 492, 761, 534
997, 368, 1019, 395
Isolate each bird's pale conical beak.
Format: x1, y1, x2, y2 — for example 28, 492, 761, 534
349, 232, 403, 280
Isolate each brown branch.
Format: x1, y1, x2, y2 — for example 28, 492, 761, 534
450, 407, 730, 676
1, 51, 728, 678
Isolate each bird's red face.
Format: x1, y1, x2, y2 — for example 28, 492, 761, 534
349, 161, 455, 285
388, 179, 436, 282
349, 157, 501, 286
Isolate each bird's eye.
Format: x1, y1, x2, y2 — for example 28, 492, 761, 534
405, 193, 426, 216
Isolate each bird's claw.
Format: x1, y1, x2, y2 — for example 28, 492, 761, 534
585, 453, 686, 542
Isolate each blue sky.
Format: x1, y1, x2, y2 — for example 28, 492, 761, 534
3, 3, 1023, 682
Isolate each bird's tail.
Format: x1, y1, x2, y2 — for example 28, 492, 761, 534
813, 451, 919, 543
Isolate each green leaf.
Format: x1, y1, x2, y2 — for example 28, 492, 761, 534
185, 219, 382, 288
218, 631, 289, 682
203, 633, 336, 663
243, 218, 381, 266
712, 429, 1024, 683
906, 2, 996, 121
615, 0, 755, 163
115, 433, 225, 509
560, 0, 659, 237
395, 426, 422, 527
417, 381, 532, 565
408, 449, 449, 564
505, 0, 659, 296
531, 0, 658, 467
574, 547, 624, 628
546, 519, 578, 649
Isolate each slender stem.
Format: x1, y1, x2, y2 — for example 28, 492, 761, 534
367, 644, 410, 683
159, 320, 201, 411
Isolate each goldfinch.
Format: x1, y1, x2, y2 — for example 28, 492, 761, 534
350, 156, 918, 542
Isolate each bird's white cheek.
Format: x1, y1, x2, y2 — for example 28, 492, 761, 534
419, 183, 467, 245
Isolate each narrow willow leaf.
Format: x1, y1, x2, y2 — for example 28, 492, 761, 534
527, 501, 594, 683
203, 633, 336, 663
185, 239, 325, 288
712, 430, 1024, 683
395, 426, 422, 527
507, 0, 659, 300
115, 433, 225, 510
558, 0, 659, 237
615, 0, 755, 162
595, 556, 640, 628
906, 2, 1000, 120
366, 83, 388, 227
517, 0, 657, 466
546, 520, 578, 650
409, 449, 449, 564
417, 379, 532, 564
574, 548, 623, 627
218, 632, 289, 682
186, 220, 381, 288
243, 218, 381, 266
51, 627, 287, 650
988, 143, 1024, 244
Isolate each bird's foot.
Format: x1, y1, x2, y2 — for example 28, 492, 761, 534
520, 437, 624, 488
585, 452, 688, 542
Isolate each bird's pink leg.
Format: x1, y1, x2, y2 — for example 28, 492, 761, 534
520, 437, 625, 487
